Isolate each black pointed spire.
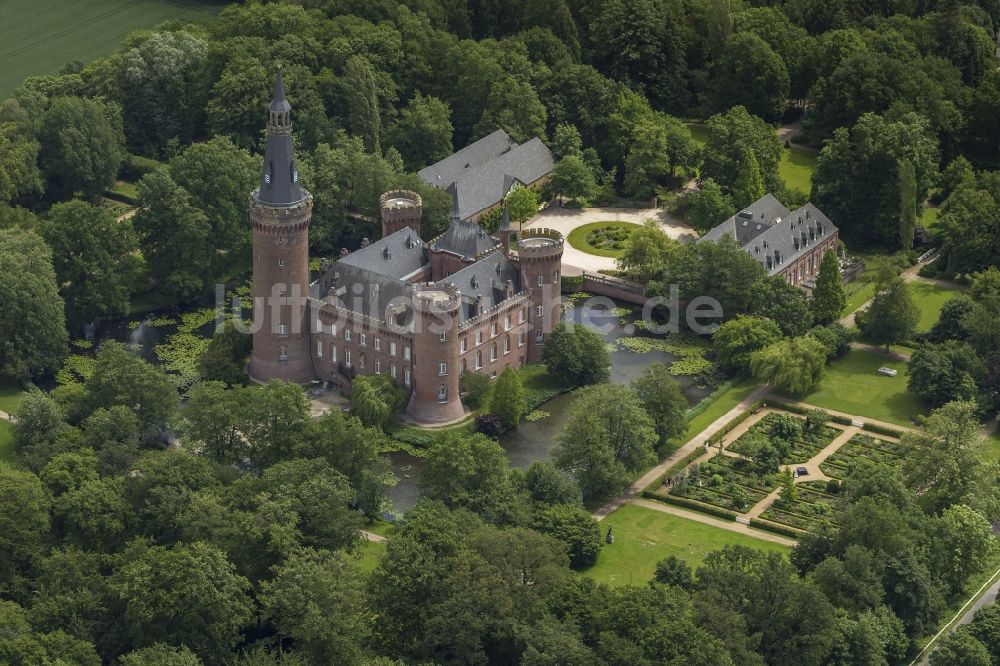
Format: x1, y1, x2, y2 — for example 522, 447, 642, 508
257, 66, 303, 206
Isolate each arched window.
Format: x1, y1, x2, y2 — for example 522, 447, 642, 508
475, 351, 482, 369
278, 346, 288, 364
461, 359, 467, 373
438, 384, 447, 401
490, 343, 497, 362
504, 336, 510, 354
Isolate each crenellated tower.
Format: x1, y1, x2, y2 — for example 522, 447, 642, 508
406, 283, 464, 423
247, 68, 315, 383
517, 229, 564, 363
380, 190, 422, 239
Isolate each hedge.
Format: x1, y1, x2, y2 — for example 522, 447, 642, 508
121, 153, 165, 181
641, 491, 740, 521
748, 517, 807, 539
646, 448, 706, 492
560, 275, 583, 292
705, 401, 764, 446
862, 422, 905, 438
682, 379, 735, 422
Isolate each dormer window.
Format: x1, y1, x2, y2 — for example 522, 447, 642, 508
471, 276, 479, 289
383, 247, 391, 260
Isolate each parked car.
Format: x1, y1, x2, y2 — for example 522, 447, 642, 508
877, 367, 898, 377
794, 467, 809, 478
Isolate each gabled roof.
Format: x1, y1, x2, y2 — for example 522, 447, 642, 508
699, 194, 838, 277
417, 129, 516, 188
337, 227, 426, 280
449, 138, 554, 219
431, 218, 498, 260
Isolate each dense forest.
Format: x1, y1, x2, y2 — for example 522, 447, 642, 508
2, 0, 1000, 664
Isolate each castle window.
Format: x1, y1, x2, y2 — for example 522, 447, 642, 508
330, 324, 337, 336
278, 346, 288, 363
438, 362, 448, 376
491, 323, 497, 337
491, 343, 497, 362
359, 332, 366, 347
504, 336, 510, 354
476, 330, 483, 345
375, 357, 381, 374
278, 258, 284, 268
536, 305, 544, 317
460, 338, 467, 353
519, 331, 526, 346
279, 236, 286, 245
390, 364, 396, 379
553, 270, 559, 282
535, 329, 543, 341
345, 349, 352, 367
374, 337, 381, 351
278, 323, 288, 336
331, 344, 337, 363
389, 341, 397, 356
475, 351, 482, 369
537, 275, 544, 286
316, 340, 322, 357
345, 329, 352, 342
404, 368, 411, 386
404, 346, 411, 360
504, 316, 510, 331
439, 331, 446, 342
461, 359, 467, 373
520, 307, 526, 323
438, 384, 447, 402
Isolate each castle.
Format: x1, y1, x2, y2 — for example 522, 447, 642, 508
247, 70, 564, 423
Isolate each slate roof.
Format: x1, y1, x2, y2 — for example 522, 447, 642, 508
257, 68, 304, 206
432, 219, 498, 259
337, 227, 427, 280
322, 263, 415, 325
419, 133, 555, 220
418, 130, 517, 187
699, 194, 838, 276
444, 252, 522, 321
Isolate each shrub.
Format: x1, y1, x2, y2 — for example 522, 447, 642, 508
460, 372, 491, 409
475, 414, 503, 437
121, 153, 164, 180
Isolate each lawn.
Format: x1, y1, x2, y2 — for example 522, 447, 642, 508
585, 504, 788, 587
920, 206, 940, 230
778, 147, 818, 195
908, 280, 961, 332
0, 421, 13, 462
350, 539, 386, 576
0, 0, 224, 99
673, 379, 759, 451
983, 430, 1000, 463
566, 221, 638, 258
802, 350, 925, 427
0, 381, 25, 415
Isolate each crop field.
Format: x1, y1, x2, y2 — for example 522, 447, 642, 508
0, 0, 224, 99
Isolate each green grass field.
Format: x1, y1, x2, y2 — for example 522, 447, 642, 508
585, 504, 788, 587
779, 147, 818, 195
0, 0, 224, 99
350, 539, 386, 576
982, 430, 1000, 463
566, 221, 637, 258
921, 206, 940, 230
0, 382, 25, 415
802, 350, 925, 427
673, 379, 758, 451
909, 281, 961, 332
0, 421, 14, 462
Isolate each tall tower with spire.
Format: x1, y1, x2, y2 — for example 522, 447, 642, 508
247, 68, 315, 383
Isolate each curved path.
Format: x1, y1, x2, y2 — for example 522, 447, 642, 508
524, 206, 698, 275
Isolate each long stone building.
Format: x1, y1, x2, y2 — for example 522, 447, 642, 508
247, 70, 564, 423
699, 193, 840, 286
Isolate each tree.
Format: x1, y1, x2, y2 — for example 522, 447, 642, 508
750, 336, 828, 397
631, 362, 688, 443
40, 448, 97, 496
686, 179, 735, 233
0, 467, 50, 590
474, 76, 547, 144
40, 200, 141, 330
654, 555, 693, 589
542, 322, 610, 386
490, 367, 527, 430
732, 149, 765, 209
778, 468, 797, 504
119, 644, 202, 666
930, 504, 996, 597
812, 112, 939, 248
109, 541, 252, 662
53, 477, 131, 552
351, 374, 406, 430
259, 548, 367, 665
387, 93, 453, 171
38, 96, 125, 200
929, 630, 992, 666
701, 106, 783, 194
505, 186, 538, 227
857, 274, 919, 348
898, 158, 917, 251
908, 341, 984, 407
524, 461, 581, 506
928, 293, 975, 343
750, 275, 813, 337
343, 55, 383, 155
808, 323, 853, 360
616, 220, 675, 281
713, 316, 783, 375
968, 604, 1000, 664
533, 503, 601, 569
555, 384, 657, 499
419, 433, 518, 523
168, 136, 259, 266
936, 185, 1000, 276
0, 100, 42, 204
0, 228, 68, 380
810, 250, 846, 324
460, 371, 491, 409
713, 32, 789, 120
623, 118, 672, 198
963, 268, 1000, 356
197, 320, 251, 386
83, 341, 177, 433
133, 169, 213, 300
550, 155, 597, 202
551, 123, 582, 158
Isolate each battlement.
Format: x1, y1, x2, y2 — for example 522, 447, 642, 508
517, 228, 564, 256
410, 282, 462, 311
380, 190, 422, 215
249, 191, 313, 234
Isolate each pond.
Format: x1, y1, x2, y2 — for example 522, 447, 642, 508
388, 297, 717, 513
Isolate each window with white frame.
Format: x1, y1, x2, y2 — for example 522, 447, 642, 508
536, 305, 544, 316
389, 341, 396, 356
460, 337, 467, 353
359, 332, 366, 346
520, 307, 526, 322
278, 323, 288, 336
476, 330, 483, 345
490, 343, 497, 362
345, 329, 352, 342
537, 274, 543, 286
374, 337, 380, 351
316, 340, 322, 357
278, 258, 283, 267
438, 384, 447, 401
519, 331, 526, 346
375, 357, 381, 374
439, 330, 446, 342
345, 349, 352, 366
504, 336, 510, 354
390, 364, 396, 379
331, 324, 337, 336
553, 270, 559, 282
475, 351, 482, 369
403, 346, 411, 360
504, 315, 510, 331
438, 362, 447, 376
331, 344, 337, 363
404, 368, 411, 386
491, 323, 497, 337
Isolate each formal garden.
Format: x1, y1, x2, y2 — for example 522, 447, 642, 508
726, 411, 842, 464
566, 221, 639, 258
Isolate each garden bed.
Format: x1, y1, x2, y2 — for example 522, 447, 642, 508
566, 221, 638, 258
667, 454, 777, 512
727, 412, 841, 463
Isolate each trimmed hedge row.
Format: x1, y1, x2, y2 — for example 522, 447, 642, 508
121, 153, 164, 181
648, 448, 705, 491
642, 491, 740, 521
862, 421, 905, 438
705, 401, 764, 447
748, 517, 807, 539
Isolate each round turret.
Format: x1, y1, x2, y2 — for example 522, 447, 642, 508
380, 190, 423, 239
405, 283, 464, 423
517, 229, 564, 363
